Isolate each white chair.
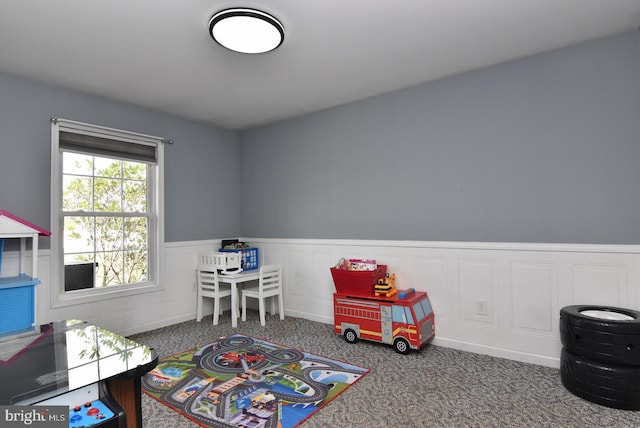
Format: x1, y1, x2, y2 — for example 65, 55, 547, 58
241, 264, 285, 326
196, 252, 233, 326
211, 251, 242, 274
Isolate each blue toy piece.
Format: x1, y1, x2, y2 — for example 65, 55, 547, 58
398, 288, 416, 300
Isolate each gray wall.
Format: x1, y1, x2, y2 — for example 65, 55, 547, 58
2, 30, 639, 247
0, 72, 242, 246
240, 30, 640, 244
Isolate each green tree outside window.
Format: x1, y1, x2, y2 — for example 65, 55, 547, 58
62, 153, 149, 289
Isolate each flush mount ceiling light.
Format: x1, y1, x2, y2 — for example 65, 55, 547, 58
209, 8, 284, 54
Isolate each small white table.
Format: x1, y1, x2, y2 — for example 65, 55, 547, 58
219, 270, 260, 328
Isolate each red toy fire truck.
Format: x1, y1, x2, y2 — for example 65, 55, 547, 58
331, 265, 435, 354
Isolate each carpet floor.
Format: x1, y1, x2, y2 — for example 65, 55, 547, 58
130, 311, 640, 427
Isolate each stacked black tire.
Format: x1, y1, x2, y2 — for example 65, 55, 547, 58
560, 305, 640, 410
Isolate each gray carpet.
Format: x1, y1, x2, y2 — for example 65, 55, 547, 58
130, 311, 640, 427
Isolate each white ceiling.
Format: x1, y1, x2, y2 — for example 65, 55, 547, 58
1, 1, 639, 131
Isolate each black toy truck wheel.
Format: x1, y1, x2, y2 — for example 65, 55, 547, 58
560, 348, 640, 410
393, 337, 410, 355
344, 329, 358, 344
560, 305, 640, 366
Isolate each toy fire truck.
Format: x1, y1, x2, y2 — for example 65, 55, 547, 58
331, 264, 435, 354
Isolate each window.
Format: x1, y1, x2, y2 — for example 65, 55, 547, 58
392, 305, 414, 324
413, 298, 432, 321
51, 118, 166, 306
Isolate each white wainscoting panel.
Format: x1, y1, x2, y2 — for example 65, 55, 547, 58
571, 263, 628, 307
14, 239, 640, 368
512, 262, 556, 334
459, 259, 498, 325
245, 239, 640, 368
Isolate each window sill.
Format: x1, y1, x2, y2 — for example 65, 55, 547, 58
51, 281, 163, 308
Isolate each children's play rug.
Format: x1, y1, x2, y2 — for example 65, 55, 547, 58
141, 334, 370, 427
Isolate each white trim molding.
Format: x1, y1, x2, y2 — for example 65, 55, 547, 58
244, 237, 640, 368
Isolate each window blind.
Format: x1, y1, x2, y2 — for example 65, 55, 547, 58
59, 130, 157, 164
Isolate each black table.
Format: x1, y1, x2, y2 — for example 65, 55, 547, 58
0, 320, 158, 427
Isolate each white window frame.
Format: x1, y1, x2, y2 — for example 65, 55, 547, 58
50, 118, 165, 307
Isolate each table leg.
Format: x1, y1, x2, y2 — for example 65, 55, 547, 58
231, 282, 238, 328
105, 377, 142, 428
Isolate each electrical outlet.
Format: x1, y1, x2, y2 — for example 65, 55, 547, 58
475, 299, 487, 316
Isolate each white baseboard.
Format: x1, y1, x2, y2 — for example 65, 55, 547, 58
118, 314, 196, 338
432, 337, 561, 368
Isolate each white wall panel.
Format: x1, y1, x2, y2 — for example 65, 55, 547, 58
459, 259, 498, 325
284, 247, 308, 300
512, 262, 556, 334
572, 264, 627, 306
246, 239, 640, 368
414, 258, 448, 321
18, 238, 640, 368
